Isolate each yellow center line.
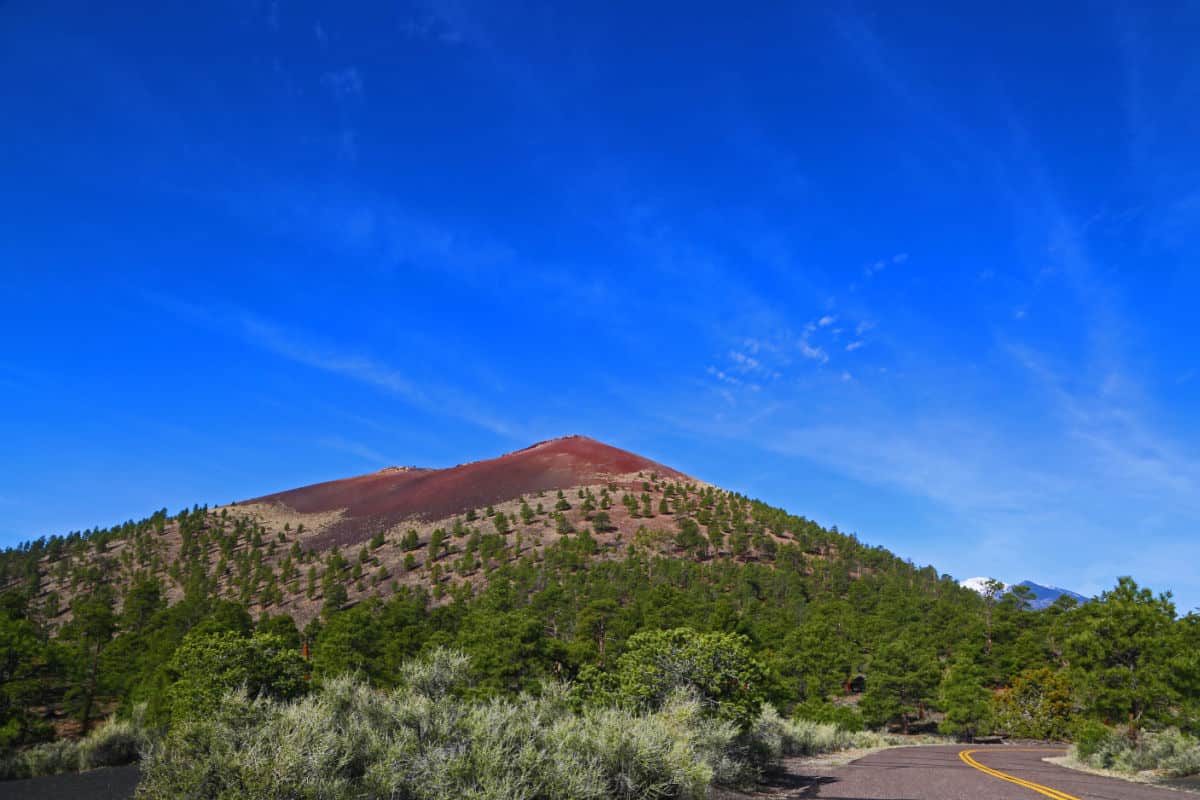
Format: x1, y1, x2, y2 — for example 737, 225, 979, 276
959, 748, 1079, 800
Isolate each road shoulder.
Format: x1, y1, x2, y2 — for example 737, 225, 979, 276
1044, 754, 1200, 795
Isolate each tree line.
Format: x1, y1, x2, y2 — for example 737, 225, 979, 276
2, 488, 1198, 754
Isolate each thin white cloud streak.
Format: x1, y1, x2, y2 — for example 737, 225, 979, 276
236, 184, 515, 278
766, 421, 1059, 515
1007, 342, 1200, 512
239, 316, 424, 402
236, 314, 518, 438
317, 435, 391, 465
141, 292, 519, 439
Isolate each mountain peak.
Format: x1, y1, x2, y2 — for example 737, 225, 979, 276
959, 576, 1089, 609
238, 435, 688, 549
960, 576, 1006, 594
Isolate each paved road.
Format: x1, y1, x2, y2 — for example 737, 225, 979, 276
801, 745, 1186, 800
0, 765, 138, 800
0, 747, 1189, 800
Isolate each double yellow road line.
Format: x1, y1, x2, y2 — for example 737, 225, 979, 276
959, 748, 1079, 800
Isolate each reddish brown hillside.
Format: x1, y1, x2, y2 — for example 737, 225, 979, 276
239, 435, 687, 546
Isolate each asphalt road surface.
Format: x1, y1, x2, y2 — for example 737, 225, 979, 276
0, 765, 139, 800
800, 745, 1186, 799
0, 747, 1191, 799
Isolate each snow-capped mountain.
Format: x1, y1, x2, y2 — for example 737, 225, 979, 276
1016, 581, 1089, 610
960, 576, 1006, 595
959, 577, 1088, 610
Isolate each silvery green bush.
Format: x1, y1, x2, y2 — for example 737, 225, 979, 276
1075, 726, 1200, 777
137, 648, 884, 799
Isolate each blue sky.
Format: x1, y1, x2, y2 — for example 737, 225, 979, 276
2, 1, 1198, 611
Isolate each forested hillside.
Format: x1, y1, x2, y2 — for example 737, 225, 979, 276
2, 438, 1197, 780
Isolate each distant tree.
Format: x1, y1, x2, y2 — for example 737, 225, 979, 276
778, 602, 857, 701
1065, 577, 1180, 736
256, 612, 301, 648
860, 636, 940, 733
429, 529, 446, 561
1174, 614, 1200, 734
938, 651, 993, 739
369, 531, 386, 550
322, 573, 348, 616
707, 527, 724, 552
165, 631, 306, 722
120, 573, 165, 633
992, 667, 1073, 740
590, 627, 767, 730
675, 518, 704, 552
60, 584, 116, 733
980, 578, 1006, 654
0, 599, 53, 746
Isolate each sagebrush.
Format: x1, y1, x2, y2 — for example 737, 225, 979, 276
137, 648, 891, 799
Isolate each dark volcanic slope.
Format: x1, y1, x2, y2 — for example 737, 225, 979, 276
239, 435, 687, 543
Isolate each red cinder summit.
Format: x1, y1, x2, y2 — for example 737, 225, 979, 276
239, 435, 687, 546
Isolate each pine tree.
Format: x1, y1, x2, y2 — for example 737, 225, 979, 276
860, 636, 940, 733
1065, 577, 1181, 736
938, 651, 993, 739
401, 529, 420, 551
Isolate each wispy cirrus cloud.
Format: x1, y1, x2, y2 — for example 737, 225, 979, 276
321, 67, 364, 100
228, 182, 515, 277
237, 313, 518, 438
142, 292, 519, 438
316, 435, 392, 465
766, 418, 1057, 514
706, 305, 880, 398
1006, 340, 1200, 511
